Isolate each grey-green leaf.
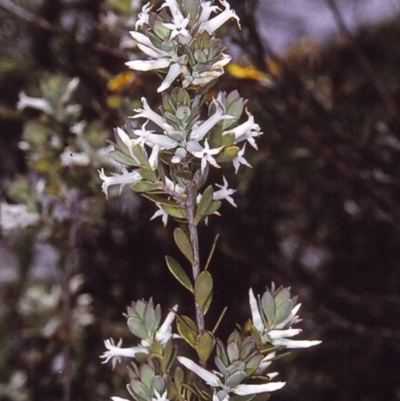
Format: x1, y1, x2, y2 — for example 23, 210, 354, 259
174, 227, 195, 264
165, 255, 193, 292
194, 271, 213, 314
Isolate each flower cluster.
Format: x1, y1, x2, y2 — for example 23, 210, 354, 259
249, 284, 322, 349
126, 0, 240, 92
100, 87, 261, 224
99, 2, 320, 401
101, 287, 319, 401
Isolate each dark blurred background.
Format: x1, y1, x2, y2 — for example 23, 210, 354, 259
1, 0, 400, 400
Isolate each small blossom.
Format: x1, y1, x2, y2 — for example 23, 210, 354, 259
17, 92, 52, 113
232, 143, 252, 173
100, 338, 148, 369
199, 0, 241, 34
155, 305, 179, 345
249, 288, 321, 349
188, 139, 223, 173
223, 110, 262, 149
213, 176, 236, 207
150, 203, 169, 226
99, 168, 142, 198
189, 99, 233, 141
157, 62, 185, 93
133, 98, 166, 129
198, 1, 221, 24
135, 2, 152, 29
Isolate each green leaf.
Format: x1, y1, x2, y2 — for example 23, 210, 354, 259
261, 291, 276, 325
194, 271, 213, 314
196, 331, 215, 364
204, 200, 221, 217
195, 185, 213, 225
217, 146, 239, 163
132, 181, 160, 193
109, 150, 139, 166
176, 315, 197, 348
162, 204, 187, 219
174, 227, 195, 264
139, 166, 157, 182
165, 256, 193, 292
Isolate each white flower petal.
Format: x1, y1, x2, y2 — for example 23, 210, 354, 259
268, 328, 302, 339
178, 356, 222, 387
126, 58, 171, 71
233, 382, 286, 395
271, 338, 322, 349
158, 63, 183, 92
249, 288, 264, 333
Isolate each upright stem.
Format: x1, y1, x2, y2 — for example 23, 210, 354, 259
186, 174, 204, 333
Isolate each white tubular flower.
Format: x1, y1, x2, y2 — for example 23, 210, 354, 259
133, 98, 166, 129
188, 139, 223, 173
150, 203, 169, 226
199, 0, 241, 34
189, 99, 233, 141
157, 62, 185, 93
232, 144, 252, 173
223, 110, 262, 149
178, 356, 285, 398
100, 338, 148, 369
99, 168, 142, 198
161, 0, 191, 43
155, 305, 179, 345
111, 397, 130, 401
135, 2, 152, 29
249, 288, 322, 349
213, 176, 236, 207
198, 1, 221, 23
17, 92, 52, 113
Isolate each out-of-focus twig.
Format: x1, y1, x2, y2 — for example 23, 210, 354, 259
62, 198, 81, 401
0, 0, 127, 61
325, 0, 399, 121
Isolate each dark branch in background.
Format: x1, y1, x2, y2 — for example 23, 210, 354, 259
62, 195, 83, 401
231, 0, 269, 72
325, 0, 400, 122
0, 0, 127, 61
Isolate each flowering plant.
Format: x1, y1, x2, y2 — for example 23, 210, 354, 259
99, 1, 320, 400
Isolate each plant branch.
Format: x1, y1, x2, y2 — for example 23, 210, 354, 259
185, 171, 204, 333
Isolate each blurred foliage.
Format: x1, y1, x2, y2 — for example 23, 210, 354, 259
0, 0, 399, 401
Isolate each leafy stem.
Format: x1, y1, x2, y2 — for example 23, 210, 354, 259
185, 170, 204, 333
